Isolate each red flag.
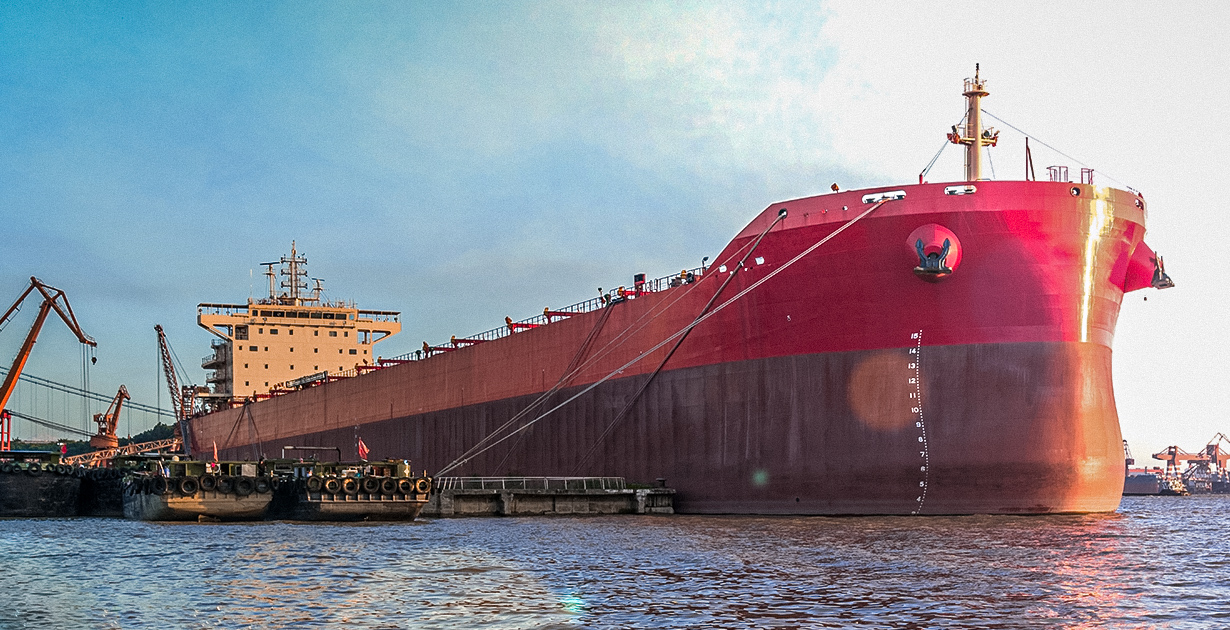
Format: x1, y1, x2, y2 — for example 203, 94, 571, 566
358, 437, 370, 460
212, 440, 219, 462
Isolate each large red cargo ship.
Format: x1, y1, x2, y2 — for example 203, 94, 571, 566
188, 71, 1172, 514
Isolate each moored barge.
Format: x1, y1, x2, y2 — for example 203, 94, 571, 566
0, 451, 83, 518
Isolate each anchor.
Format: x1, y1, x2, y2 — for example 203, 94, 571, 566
1151, 255, 1174, 289
914, 238, 953, 279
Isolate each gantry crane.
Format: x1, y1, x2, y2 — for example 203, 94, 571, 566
1205, 433, 1230, 471
0, 277, 96, 451
88, 385, 130, 450
1152, 445, 1206, 474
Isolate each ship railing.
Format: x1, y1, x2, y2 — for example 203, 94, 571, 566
435, 476, 627, 491
382, 265, 707, 364
197, 303, 250, 316
358, 309, 400, 323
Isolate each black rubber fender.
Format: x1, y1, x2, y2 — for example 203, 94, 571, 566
233, 476, 255, 497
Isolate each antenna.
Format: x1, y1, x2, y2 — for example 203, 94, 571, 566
278, 241, 309, 305
310, 277, 325, 304
260, 262, 278, 300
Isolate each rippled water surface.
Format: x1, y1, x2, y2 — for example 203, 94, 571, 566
1, 496, 1227, 629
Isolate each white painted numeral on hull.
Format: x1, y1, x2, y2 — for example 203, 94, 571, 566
911, 329, 930, 515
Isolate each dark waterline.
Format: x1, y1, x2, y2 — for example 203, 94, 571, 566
1, 496, 1226, 629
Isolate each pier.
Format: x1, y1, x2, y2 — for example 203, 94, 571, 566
423, 477, 675, 517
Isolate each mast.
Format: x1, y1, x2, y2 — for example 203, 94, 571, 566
279, 241, 308, 306
947, 64, 998, 181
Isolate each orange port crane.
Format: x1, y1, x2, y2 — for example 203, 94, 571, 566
0, 277, 96, 451
1152, 445, 1219, 473
88, 385, 130, 450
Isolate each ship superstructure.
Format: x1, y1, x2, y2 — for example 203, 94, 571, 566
197, 243, 400, 406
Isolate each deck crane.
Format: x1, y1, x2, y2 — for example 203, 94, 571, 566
88, 385, 130, 450
155, 324, 202, 455
0, 277, 96, 451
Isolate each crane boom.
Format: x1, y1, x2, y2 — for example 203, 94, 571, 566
1, 277, 96, 451
154, 325, 182, 421
155, 324, 194, 455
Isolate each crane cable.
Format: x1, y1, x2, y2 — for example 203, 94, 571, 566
8, 409, 93, 439
0, 366, 174, 418
436, 199, 890, 476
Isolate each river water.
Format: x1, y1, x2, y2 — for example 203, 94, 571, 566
1, 495, 1226, 629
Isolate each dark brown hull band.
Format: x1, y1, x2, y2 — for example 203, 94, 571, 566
217, 340, 1123, 515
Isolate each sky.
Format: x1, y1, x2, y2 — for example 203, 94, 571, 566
1, 1, 1226, 464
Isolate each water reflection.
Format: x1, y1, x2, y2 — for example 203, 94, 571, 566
0, 497, 1226, 628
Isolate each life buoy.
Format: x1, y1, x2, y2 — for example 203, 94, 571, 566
362, 477, 380, 494
199, 474, 218, 492
414, 478, 431, 494
380, 478, 397, 495
306, 476, 323, 493
323, 477, 342, 494
233, 476, 255, 497
179, 476, 199, 495
342, 478, 359, 495
397, 479, 413, 495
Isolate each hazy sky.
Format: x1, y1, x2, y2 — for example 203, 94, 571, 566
2, 1, 1226, 464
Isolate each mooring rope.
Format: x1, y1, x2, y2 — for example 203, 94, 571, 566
571, 208, 789, 473
435, 199, 890, 476
443, 229, 771, 474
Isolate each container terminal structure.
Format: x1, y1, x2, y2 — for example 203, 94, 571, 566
185, 71, 1173, 515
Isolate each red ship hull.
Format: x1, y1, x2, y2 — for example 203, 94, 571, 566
191, 181, 1158, 514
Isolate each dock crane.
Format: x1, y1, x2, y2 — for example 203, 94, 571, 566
155, 324, 202, 455
88, 385, 130, 450
1152, 445, 1205, 474
0, 277, 96, 451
